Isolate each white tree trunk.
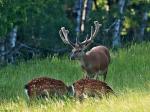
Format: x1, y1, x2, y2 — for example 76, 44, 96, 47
0, 40, 5, 64
81, 0, 88, 32
8, 26, 17, 48
112, 19, 121, 47
74, 0, 93, 40
5, 26, 18, 63
139, 11, 148, 41
74, 0, 83, 38
81, 0, 93, 32
112, 0, 125, 48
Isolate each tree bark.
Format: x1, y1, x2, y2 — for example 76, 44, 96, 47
0, 40, 5, 64
81, 0, 93, 32
138, 11, 148, 41
5, 26, 18, 63
74, 0, 83, 38
74, 0, 93, 41
112, 0, 126, 48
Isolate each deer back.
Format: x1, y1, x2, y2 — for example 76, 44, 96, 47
73, 78, 114, 98
24, 77, 68, 99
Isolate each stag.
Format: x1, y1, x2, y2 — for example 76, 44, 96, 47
68, 78, 114, 100
24, 77, 68, 99
59, 21, 110, 81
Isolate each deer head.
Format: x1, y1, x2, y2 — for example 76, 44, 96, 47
59, 21, 101, 60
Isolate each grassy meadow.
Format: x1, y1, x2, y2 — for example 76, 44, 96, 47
0, 43, 150, 112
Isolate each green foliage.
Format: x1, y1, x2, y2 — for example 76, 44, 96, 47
90, 0, 150, 44
0, 0, 73, 49
0, 0, 149, 53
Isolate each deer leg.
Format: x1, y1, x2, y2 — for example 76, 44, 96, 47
84, 72, 89, 79
84, 73, 87, 78
103, 71, 107, 81
94, 73, 99, 80
78, 95, 83, 102
41, 90, 49, 99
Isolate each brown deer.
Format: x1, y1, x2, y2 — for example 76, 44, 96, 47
24, 77, 68, 99
68, 78, 114, 100
59, 21, 110, 81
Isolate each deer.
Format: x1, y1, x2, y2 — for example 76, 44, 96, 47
59, 21, 110, 81
24, 77, 69, 99
67, 78, 115, 100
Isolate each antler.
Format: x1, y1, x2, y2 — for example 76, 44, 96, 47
59, 27, 75, 48
80, 21, 101, 47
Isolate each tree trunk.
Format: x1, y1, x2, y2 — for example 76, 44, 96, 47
5, 26, 18, 63
8, 26, 17, 48
81, 0, 93, 32
112, 0, 126, 48
138, 11, 148, 41
0, 40, 5, 65
74, 0, 93, 41
74, 0, 83, 38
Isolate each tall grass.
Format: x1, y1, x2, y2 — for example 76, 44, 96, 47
0, 43, 150, 111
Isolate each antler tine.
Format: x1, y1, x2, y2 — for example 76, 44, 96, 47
80, 21, 101, 47
79, 34, 88, 45
91, 26, 94, 38
59, 28, 68, 44
59, 27, 75, 47
89, 21, 101, 40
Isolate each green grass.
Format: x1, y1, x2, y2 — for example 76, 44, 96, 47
0, 42, 150, 112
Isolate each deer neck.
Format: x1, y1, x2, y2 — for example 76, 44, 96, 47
79, 53, 88, 67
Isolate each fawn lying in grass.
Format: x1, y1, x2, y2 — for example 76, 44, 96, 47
24, 77, 68, 99
24, 77, 115, 100
68, 78, 115, 100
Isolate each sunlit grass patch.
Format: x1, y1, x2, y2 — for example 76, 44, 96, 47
0, 91, 150, 112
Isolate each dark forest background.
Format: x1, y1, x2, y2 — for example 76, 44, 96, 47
0, 0, 149, 66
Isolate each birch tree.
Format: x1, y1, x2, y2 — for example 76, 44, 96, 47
138, 11, 148, 41
5, 26, 18, 63
74, 0, 93, 40
0, 40, 5, 65
112, 0, 126, 48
